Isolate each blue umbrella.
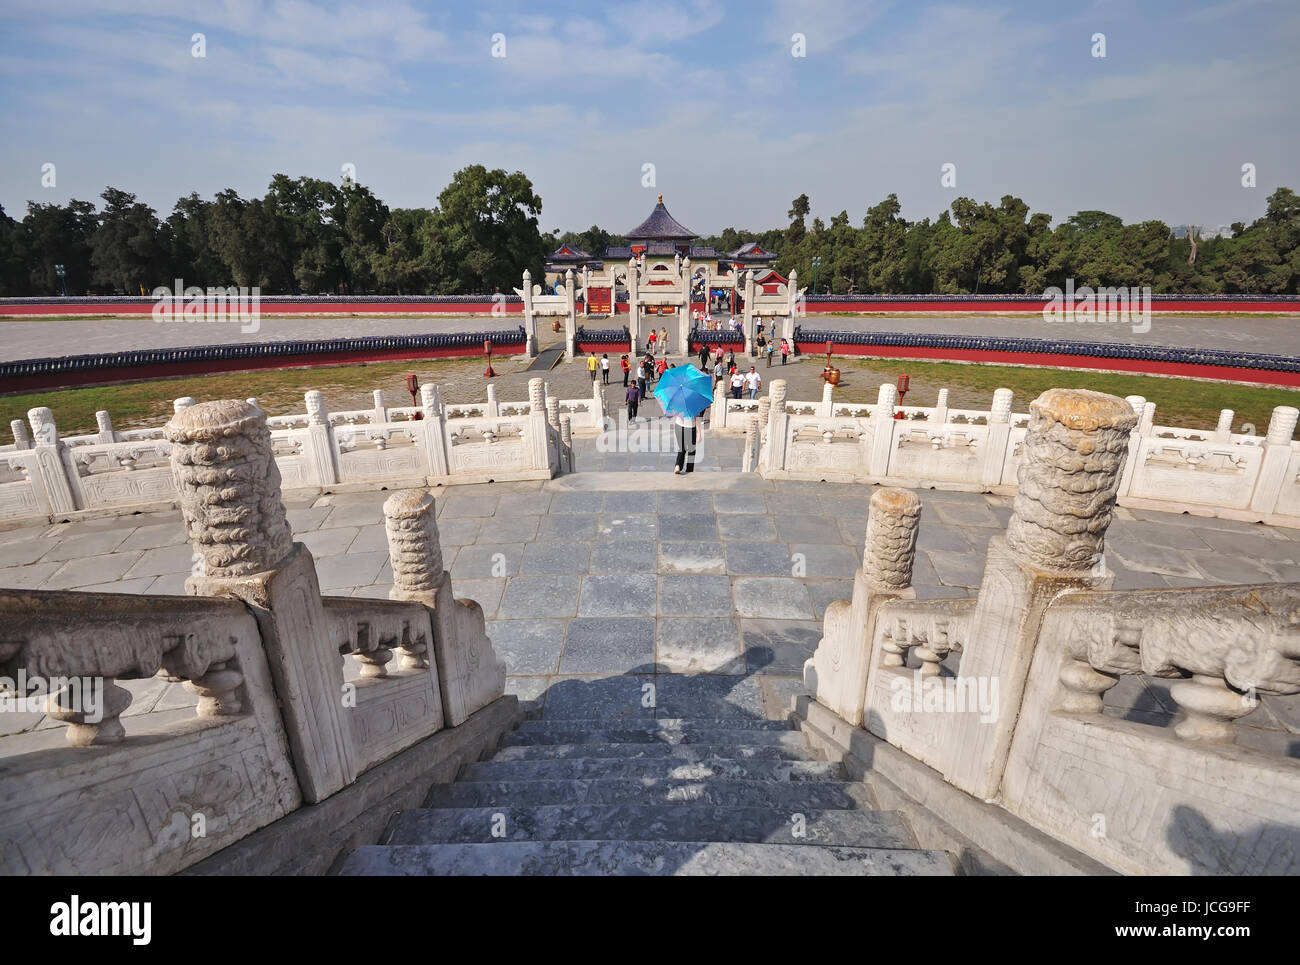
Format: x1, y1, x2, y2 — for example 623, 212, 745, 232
653, 364, 713, 419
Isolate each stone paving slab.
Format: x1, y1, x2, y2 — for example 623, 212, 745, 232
3, 472, 1297, 742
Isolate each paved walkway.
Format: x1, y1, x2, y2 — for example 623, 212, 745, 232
2, 472, 1297, 754
4, 311, 1297, 362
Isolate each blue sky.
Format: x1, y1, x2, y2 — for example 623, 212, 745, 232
1, 0, 1297, 234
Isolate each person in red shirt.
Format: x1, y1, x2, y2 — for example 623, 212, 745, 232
647, 329, 657, 351
655, 357, 667, 379
620, 354, 630, 387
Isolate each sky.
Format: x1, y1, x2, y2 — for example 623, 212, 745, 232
1, 0, 1298, 236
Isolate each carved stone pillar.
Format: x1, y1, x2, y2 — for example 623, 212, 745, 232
945, 388, 1133, 799
304, 390, 339, 486
982, 388, 1015, 488
27, 406, 77, 514
564, 269, 577, 354
758, 396, 771, 431
1250, 405, 1299, 516
485, 384, 499, 418
384, 489, 505, 726
1213, 408, 1234, 443
94, 410, 116, 443
526, 378, 550, 471
933, 388, 949, 426
868, 384, 899, 478
742, 416, 759, 472
169, 399, 356, 802
820, 382, 834, 418
9, 419, 30, 450
560, 414, 574, 472
371, 389, 387, 425
765, 380, 789, 471
805, 487, 920, 726
1005, 388, 1137, 574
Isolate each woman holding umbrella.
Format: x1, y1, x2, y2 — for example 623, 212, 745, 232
652, 363, 712, 475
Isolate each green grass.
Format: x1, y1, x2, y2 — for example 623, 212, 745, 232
820, 357, 1298, 431
0, 358, 480, 435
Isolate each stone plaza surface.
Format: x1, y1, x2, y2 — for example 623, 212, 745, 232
5, 311, 1299, 362
4, 470, 1299, 742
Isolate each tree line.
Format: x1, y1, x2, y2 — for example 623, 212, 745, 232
2, 168, 1297, 297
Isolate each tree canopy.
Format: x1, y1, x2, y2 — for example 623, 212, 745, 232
2, 175, 1298, 296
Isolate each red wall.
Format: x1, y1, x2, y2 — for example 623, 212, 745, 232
795, 340, 1300, 388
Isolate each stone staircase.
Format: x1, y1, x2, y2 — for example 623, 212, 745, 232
338, 717, 956, 875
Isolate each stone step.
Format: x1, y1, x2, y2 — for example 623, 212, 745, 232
459, 757, 843, 783
425, 778, 874, 810
491, 739, 821, 763
385, 804, 916, 849
504, 719, 795, 747
338, 840, 956, 876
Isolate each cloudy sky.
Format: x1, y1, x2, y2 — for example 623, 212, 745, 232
1, 0, 1297, 234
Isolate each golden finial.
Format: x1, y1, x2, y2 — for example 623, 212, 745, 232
657, 194, 663, 203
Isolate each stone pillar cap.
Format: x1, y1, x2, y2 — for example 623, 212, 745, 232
164, 399, 262, 442
871, 487, 920, 515
1029, 388, 1137, 432
384, 489, 435, 519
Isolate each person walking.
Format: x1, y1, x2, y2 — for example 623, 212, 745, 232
726, 347, 735, 370
781, 338, 789, 365
655, 356, 667, 380
626, 380, 641, 422
659, 326, 669, 355
621, 354, 630, 387
713, 356, 725, 387
699, 342, 710, 370
587, 352, 599, 382
672, 409, 702, 474
647, 328, 657, 353
730, 368, 744, 400
636, 359, 647, 399
745, 366, 762, 399
766, 339, 774, 368
600, 353, 610, 385
644, 351, 657, 383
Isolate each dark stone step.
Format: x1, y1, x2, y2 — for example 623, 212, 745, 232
386, 804, 916, 849
425, 778, 873, 810
338, 840, 955, 875
491, 738, 820, 763
459, 757, 842, 783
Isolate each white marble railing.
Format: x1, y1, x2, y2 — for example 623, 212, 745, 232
0, 412, 508, 876
804, 392, 1300, 874
742, 381, 1299, 528
0, 379, 577, 524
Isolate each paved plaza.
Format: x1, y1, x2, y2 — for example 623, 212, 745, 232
3, 467, 1298, 753
4, 311, 1298, 362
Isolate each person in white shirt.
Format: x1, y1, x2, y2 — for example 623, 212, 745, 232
729, 369, 744, 400
599, 354, 610, 385
744, 367, 761, 399
672, 410, 702, 474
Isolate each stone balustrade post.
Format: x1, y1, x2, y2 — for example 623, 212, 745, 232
805, 487, 920, 725
1117, 395, 1150, 497
304, 390, 340, 486
742, 270, 755, 356
419, 383, 451, 477
944, 388, 1135, 799
982, 388, 1014, 488
26, 407, 78, 514
1213, 408, 1234, 443
711, 379, 728, 429
742, 416, 759, 472
168, 399, 357, 803
94, 411, 116, 444
932, 388, 949, 426
526, 378, 551, 471
758, 396, 771, 431
10, 419, 31, 450
560, 414, 574, 472
384, 489, 505, 726
868, 384, 899, 478
820, 382, 834, 418
564, 269, 577, 354
371, 389, 387, 425
485, 384, 499, 418
1249, 405, 1299, 517
765, 380, 789, 471
627, 259, 640, 356
520, 269, 537, 357
591, 378, 606, 430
